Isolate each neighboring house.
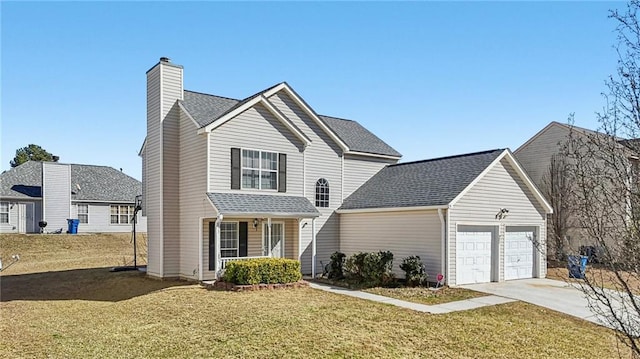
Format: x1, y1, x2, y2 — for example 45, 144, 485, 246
142, 57, 550, 286
0, 161, 146, 234
514, 121, 637, 253
338, 149, 552, 285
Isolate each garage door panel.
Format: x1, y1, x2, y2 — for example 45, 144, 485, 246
456, 231, 492, 285
504, 231, 533, 280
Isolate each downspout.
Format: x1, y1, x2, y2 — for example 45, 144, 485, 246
198, 217, 203, 281
311, 217, 317, 278
438, 208, 446, 281
215, 213, 223, 277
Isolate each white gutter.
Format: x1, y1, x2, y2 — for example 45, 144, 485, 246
437, 208, 446, 279
336, 205, 448, 214
198, 217, 204, 281
311, 217, 316, 279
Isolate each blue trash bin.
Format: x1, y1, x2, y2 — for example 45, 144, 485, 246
67, 219, 80, 234
568, 255, 588, 279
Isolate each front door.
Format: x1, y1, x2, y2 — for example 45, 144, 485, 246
25, 203, 35, 233
263, 222, 284, 258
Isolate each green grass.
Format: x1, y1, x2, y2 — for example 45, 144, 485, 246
0, 234, 630, 358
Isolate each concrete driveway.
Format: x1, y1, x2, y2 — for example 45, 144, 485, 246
461, 278, 629, 330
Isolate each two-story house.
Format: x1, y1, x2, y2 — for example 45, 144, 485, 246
141, 57, 400, 281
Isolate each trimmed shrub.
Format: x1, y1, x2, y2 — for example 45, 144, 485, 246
399, 256, 427, 286
328, 251, 346, 280
344, 251, 394, 287
222, 258, 302, 285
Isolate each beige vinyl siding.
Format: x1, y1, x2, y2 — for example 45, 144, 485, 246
70, 202, 147, 233
179, 108, 214, 280
145, 61, 183, 278
161, 64, 183, 277
268, 92, 343, 274
340, 210, 443, 279
208, 103, 305, 194
343, 154, 396, 200
145, 64, 162, 277
514, 123, 569, 187
448, 158, 547, 285
42, 163, 71, 232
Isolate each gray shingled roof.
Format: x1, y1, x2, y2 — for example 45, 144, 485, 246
181, 90, 239, 128
207, 192, 320, 217
339, 149, 505, 210
0, 161, 141, 202
319, 115, 401, 157
179, 85, 400, 157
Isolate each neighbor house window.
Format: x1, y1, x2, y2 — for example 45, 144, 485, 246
220, 222, 238, 258
242, 149, 278, 190
110, 205, 134, 224
77, 204, 88, 224
315, 178, 329, 207
0, 202, 8, 224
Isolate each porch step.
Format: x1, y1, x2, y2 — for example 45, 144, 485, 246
201, 280, 217, 290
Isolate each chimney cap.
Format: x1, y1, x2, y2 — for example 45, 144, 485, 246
160, 57, 171, 63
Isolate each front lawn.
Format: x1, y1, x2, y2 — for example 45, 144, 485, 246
0, 234, 630, 358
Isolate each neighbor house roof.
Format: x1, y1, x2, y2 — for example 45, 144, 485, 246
206, 192, 320, 218
339, 149, 506, 210
179, 84, 400, 158
0, 161, 141, 202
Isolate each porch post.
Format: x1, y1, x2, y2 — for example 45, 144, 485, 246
215, 214, 223, 275
311, 217, 316, 278
267, 217, 272, 257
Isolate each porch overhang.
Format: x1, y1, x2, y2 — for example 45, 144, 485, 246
206, 192, 321, 218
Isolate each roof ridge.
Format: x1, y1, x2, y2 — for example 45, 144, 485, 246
389, 149, 504, 167
320, 114, 355, 122
184, 89, 240, 102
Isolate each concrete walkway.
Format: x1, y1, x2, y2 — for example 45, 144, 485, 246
308, 282, 515, 314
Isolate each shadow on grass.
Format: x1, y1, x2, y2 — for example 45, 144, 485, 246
0, 267, 192, 302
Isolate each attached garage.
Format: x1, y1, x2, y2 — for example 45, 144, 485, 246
338, 149, 552, 286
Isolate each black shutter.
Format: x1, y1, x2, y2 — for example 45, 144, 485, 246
208, 222, 216, 271
239, 222, 248, 257
231, 148, 241, 190
278, 153, 287, 193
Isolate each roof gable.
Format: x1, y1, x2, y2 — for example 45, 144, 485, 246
339, 149, 505, 211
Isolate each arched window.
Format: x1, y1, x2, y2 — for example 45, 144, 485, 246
315, 178, 329, 208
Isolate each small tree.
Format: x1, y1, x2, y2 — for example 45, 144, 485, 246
541, 153, 573, 261
10, 144, 58, 167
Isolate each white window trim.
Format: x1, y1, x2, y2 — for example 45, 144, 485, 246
220, 221, 239, 258
0, 202, 9, 224
77, 204, 89, 224
110, 205, 134, 225
241, 148, 279, 191
315, 178, 329, 208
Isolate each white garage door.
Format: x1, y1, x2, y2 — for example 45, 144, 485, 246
456, 231, 492, 285
504, 231, 534, 280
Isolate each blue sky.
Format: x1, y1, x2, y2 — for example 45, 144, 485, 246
1, 1, 625, 180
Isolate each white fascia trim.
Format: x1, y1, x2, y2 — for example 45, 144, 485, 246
259, 95, 311, 146
219, 212, 321, 219
178, 101, 202, 129
264, 83, 349, 152
204, 194, 219, 216
73, 200, 136, 204
502, 150, 553, 213
336, 205, 448, 214
448, 150, 553, 214
344, 151, 401, 161
197, 95, 263, 134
